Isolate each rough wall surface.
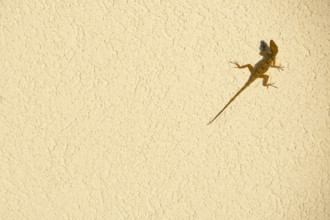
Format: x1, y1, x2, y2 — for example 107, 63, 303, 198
0, 0, 329, 219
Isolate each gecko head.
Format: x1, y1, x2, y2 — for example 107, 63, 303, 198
270, 40, 278, 54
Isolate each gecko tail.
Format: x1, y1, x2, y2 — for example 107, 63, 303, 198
207, 102, 231, 125
207, 83, 251, 125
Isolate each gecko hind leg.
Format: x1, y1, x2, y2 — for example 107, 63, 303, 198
259, 75, 277, 88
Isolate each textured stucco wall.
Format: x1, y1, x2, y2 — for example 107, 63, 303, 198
0, 0, 329, 219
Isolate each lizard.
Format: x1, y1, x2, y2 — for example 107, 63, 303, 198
207, 40, 283, 125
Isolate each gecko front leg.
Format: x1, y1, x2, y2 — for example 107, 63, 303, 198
270, 58, 284, 70
271, 64, 284, 70
230, 61, 255, 73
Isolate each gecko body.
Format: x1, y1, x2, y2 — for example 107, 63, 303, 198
208, 40, 283, 125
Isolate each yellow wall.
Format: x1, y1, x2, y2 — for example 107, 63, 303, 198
0, 1, 329, 219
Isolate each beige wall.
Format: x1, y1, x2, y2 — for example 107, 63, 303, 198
1, 1, 329, 219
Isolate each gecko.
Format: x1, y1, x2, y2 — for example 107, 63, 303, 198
207, 40, 283, 125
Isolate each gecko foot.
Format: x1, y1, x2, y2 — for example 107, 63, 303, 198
230, 61, 240, 68
272, 64, 284, 71
266, 83, 277, 89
